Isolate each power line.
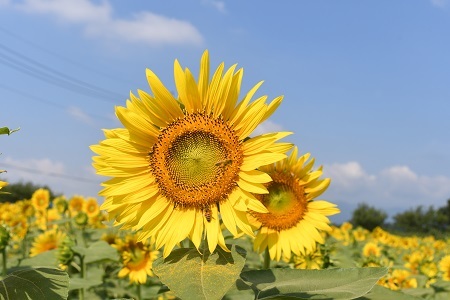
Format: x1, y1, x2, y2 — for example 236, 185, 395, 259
0, 82, 113, 122
0, 48, 122, 103
0, 162, 99, 184
0, 26, 134, 85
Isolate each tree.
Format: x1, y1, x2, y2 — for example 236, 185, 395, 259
0, 180, 58, 203
350, 203, 387, 231
393, 205, 449, 235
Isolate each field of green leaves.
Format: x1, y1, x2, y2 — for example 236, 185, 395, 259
1, 188, 450, 299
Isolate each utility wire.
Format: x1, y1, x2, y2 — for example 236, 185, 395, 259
0, 50, 121, 103
0, 43, 123, 100
0, 83, 113, 122
0, 26, 134, 85
1, 162, 99, 184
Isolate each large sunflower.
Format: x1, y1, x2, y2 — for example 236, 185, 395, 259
91, 51, 292, 257
249, 147, 340, 261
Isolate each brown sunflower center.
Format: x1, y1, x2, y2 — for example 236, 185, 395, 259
252, 172, 307, 231
150, 111, 243, 209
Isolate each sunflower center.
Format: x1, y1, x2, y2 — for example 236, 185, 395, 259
150, 111, 243, 209
168, 131, 227, 186
252, 172, 307, 231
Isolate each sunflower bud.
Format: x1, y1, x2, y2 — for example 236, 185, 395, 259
54, 196, 68, 214
57, 236, 75, 266
74, 211, 88, 227
0, 224, 10, 251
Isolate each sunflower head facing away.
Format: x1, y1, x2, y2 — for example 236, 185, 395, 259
249, 146, 340, 261
91, 50, 292, 257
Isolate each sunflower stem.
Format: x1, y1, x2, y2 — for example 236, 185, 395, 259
1, 248, 6, 276
136, 283, 142, 300
263, 247, 271, 269
79, 255, 86, 300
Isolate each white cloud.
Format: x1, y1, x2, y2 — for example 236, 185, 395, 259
431, 0, 447, 8
202, 0, 226, 13
252, 120, 284, 136
7, 0, 203, 46
67, 106, 94, 125
324, 161, 450, 213
3, 156, 65, 182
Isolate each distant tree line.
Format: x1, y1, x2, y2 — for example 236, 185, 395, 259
0, 179, 58, 203
350, 199, 450, 237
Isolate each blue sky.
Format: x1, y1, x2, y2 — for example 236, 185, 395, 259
1, 0, 450, 223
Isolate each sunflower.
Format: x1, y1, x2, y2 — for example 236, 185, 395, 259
30, 229, 66, 257
249, 147, 340, 261
0, 180, 7, 190
84, 197, 100, 218
439, 255, 450, 281
69, 195, 85, 215
362, 242, 381, 258
114, 235, 159, 284
292, 245, 324, 270
31, 188, 50, 211
91, 50, 292, 257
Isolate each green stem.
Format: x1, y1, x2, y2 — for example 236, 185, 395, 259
136, 283, 142, 300
79, 255, 86, 300
263, 247, 271, 269
1, 248, 6, 276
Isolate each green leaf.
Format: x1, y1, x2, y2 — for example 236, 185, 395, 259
0, 267, 68, 300
68, 264, 105, 291
72, 240, 119, 264
0, 127, 19, 135
240, 267, 388, 300
153, 245, 246, 300
19, 249, 59, 268
357, 285, 423, 299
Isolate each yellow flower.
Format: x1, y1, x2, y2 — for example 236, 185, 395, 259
293, 246, 324, 270
31, 188, 50, 211
249, 147, 340, 261
84, 197, 100, 218
420, 261, 438, 278
114, 236, 159, 284
69, 195, 85, 215
0, 181, 7, 190
91, 50, 291, 257
30, 229, 66, 257
439, 255, 450, 281
363, 242, 381, 258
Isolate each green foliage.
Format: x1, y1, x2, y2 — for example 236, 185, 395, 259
0, 180, 58, 203
393, 205, 449, 235
351, 203, 387, 231
240, 267, 388, 300
0, 127, 19, 136
153, 245, 247, 300
0, 267, 68, 300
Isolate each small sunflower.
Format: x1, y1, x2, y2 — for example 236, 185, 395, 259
84, 197, 100, 218
31, 188, 50, 211
30, 229, 66, 257
362, 242, 381, 258
92, 51, 292, 257
439, 255, 450, 281
114, 236, 159, 284
0, 180, 8, 191
249, 147, 340, 261
69, 195, 85, 215
292, 246, 324, 270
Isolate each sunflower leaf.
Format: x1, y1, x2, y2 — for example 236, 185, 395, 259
19, 249, 59, 268
0, 267, 69, 300
0, 127, 19, 135
240, 267, 388, 300
358, 285, 423, 299
152, 245, 246, 300
80, 240, 119, 264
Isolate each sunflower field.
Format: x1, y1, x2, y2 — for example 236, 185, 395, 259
2, 52, 450, 299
